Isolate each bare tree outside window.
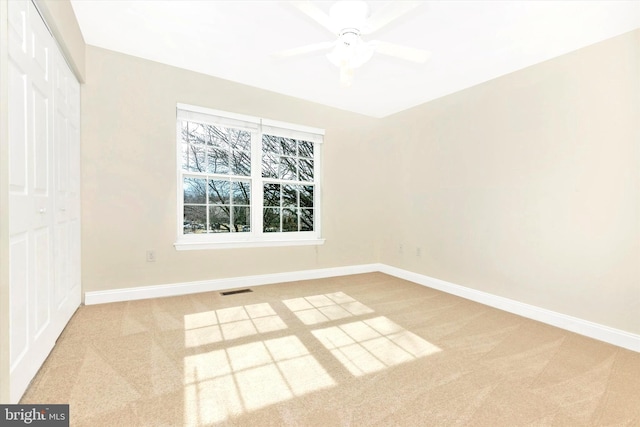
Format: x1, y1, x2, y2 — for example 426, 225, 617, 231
262, 135, 314, 232
181, 122, 251, 233
177, 107, 321, 245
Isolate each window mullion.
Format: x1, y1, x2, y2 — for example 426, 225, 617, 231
228, 139, 234, 233
297, 188, 301, 232
261, 178, 313, 186
251, 129, 262, 235
177, 120, 186, 237
205, 176, 210, 233
280, 182, 283, 233
314, 138, 321, 237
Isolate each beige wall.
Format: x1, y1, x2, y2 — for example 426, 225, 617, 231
380, 29, 640, 334
81, 46, 382, 293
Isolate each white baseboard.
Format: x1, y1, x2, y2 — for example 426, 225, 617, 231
378, 264, 640, 353
83, 263, 379, 305
83, 262, 639, 353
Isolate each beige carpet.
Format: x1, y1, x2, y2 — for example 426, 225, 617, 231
21, 273, 640, 426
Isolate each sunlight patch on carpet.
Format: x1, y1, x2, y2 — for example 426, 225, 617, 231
183, 335, 335, 425
183, 302, 287, 347
183, 291, 440, 424
312, 316, 441, 376
283, 291, 374, 325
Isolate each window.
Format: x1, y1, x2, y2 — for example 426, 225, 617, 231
175, 104, 323, 250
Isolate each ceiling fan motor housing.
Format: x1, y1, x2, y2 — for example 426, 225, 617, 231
339, 29, 361, 47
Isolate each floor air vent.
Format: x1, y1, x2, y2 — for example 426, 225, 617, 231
220, 288, 253, 296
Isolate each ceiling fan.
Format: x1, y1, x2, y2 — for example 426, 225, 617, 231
275, 1, 431, 86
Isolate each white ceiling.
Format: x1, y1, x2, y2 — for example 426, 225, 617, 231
70, 1, 640, 118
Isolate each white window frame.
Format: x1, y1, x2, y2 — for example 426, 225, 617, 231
174, 103, 324, 250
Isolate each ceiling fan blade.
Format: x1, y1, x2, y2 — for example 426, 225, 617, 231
289, 1, 338, 35
273, 41, 336, 58
371, 41, 431, 63
362, 1, 423, 35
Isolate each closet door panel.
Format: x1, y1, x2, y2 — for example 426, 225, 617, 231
52, 45, 80, 318
7, 13, 31, 377
8, 236, 28, 371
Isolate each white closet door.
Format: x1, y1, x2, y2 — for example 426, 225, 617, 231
8, 0, 80, 403
52, 36, 81, 332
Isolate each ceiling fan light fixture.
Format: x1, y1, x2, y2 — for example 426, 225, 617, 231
339, 65, 354, 88
326, 30, 374, 69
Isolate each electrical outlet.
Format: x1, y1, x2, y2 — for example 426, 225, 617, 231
416, 247, 422, 257
146, 250, 156, 262
399, 244, 404, 254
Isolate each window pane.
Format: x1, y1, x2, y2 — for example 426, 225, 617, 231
209, 180, 230, 205
208, 147, 229, 174
280, 137, 296, 156
283, 208, 298, 232
279, 156, 297, 180
282, 185, 297, 208
206, 125, 229, 148
263, 183, 280, 207
181, 144, 189, 170
262, 151, 278, 178
232, 181, 250, 205
299, 159, 314, 181
228, 128, 251, 151
184, 206, 206, 234
263, 207, 280, 232
189, 123, 207, 145
301, 209, 313, 231
184, 177, 206, 204
263, 134, 278, 153
300, 185, 314, 208
186, 144, 206, 172
210, 206, 230, 233
298, 140, 314, 158
231, 149, 251, 176
233, 207, 250, 232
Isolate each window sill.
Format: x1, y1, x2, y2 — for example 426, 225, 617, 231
174, 238, 325, 251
